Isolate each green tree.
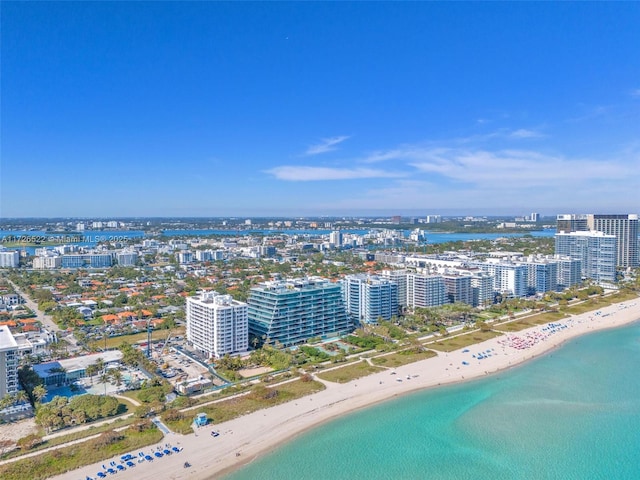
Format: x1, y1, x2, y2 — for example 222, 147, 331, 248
32, 384, 47, 404
18, 365, 43, 407
85, 363, 98, 385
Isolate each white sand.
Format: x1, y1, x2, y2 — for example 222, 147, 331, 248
53, 298, 640, 480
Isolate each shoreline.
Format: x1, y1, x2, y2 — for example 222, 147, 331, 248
52, 297, 640, 480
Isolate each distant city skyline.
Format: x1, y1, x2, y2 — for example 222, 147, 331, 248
2, 2, 639, 217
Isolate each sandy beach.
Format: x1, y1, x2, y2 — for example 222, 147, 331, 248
53, 298, 640, 480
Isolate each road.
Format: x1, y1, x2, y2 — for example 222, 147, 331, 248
5, 277, 79, 349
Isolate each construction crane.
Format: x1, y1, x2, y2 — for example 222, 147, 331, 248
161, 327, 173, 355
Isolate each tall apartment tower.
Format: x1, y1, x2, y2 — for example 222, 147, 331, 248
329, 231, 343, 247
342, 274, 398, 325
556, 214, 588, 233
555, 231, 617, 284
0, 326, 19, 398
442, 274, 473, 305
186, 291, 248, 359
247, 277, 352, 348
587, 214, 639, 268
406, 273, 446, 308
380, 269, 408, 307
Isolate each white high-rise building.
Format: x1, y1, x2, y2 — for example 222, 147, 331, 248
555, 231, 617, 284
471, 273, 494, 307
186, 292, 248, 359
380, 269, 408, 307
479, 263, 528, 298
116, 250, 138, 266
587, 214, 639, 268
406, 273, 446, 308
0, 326, 19, 398
523, 259, 558, 294
442, 274, 473, 305
33, 255, 62, 269
0, 250, 20, 268
341, 274, 398, 324
555, 256, 582, 289
329, 231, 342, 247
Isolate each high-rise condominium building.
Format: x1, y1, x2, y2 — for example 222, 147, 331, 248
406, 273, 446, 308
186, 291, 248, 359
524, 260, 558, 294
442, 274, 473, 305
555, 256, 582, 289
247, 277, 351, 348
0, 250, 20, 268
556, 214, 588, 233
0, 326, 19, 398
555, 231, 617, 284
587, 214, 639, 268
380, 270, 408, 307
329, 231, 342, 247
342, 274, 398, 324
471, 273, 494, 307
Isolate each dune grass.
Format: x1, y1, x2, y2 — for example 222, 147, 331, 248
316, 361, 384, 384
428, 330, 503, 353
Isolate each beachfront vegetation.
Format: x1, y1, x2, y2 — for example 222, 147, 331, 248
371, 349, 437, 368
494, 311, 569, 333
428, 330, 503, 353
0, 421, 163, 480
162, 379, 326, 434
0, 416, 138, 462
35, 394, 124, 433
316, 360, 385, 384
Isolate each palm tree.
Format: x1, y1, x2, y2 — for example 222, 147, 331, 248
109, 369, 123, 386
32, 384, 47, 404
85, 363, 98, 385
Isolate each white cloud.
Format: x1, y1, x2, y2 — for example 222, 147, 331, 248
509, 129, 544, 139
266, 166, 405, 181
631, 88, 640, 98
304, 135, 350, 155
409, 148, 632, 186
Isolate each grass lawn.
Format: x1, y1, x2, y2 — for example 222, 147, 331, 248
163, 379, 326, 434
88, 326, 185, 350
371, 350, 437, 368
0, 424, 163, 480
561, 291, 638, 316
494, 311, 569, 332
0, 414, 137, 462
606, 290, 639, 303
428, 330, 503, 353
561, 299, 612, 315
316, 361, 384, 384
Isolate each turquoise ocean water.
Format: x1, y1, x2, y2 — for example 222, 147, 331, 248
225, 321, 640, 480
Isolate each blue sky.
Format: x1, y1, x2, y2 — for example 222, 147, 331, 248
2, 2, 639, 218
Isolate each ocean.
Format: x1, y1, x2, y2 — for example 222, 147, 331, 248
224, 321, 640, 480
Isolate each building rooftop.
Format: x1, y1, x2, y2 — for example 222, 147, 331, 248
33, 351, 123, 377
0, 325, 18, 351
